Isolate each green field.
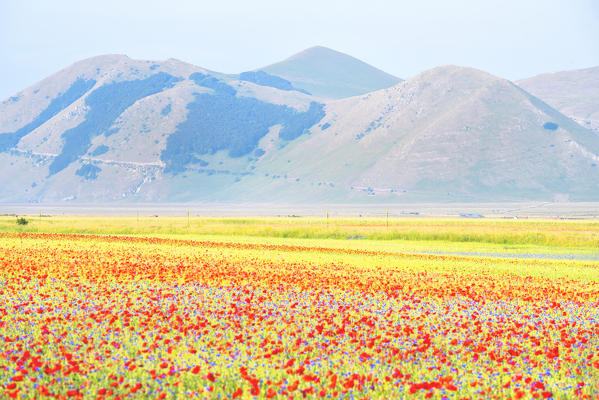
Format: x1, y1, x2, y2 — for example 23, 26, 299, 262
2, 215, 599, 255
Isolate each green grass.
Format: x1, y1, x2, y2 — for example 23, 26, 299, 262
2, 215, 599, 257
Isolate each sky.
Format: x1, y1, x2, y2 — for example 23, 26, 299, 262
1, 0, 598, 99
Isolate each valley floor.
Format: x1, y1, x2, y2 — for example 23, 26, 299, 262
3, 201, 599, 218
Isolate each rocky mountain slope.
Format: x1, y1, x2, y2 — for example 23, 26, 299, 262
1, 50, 597, 203
518, 66, 599, 132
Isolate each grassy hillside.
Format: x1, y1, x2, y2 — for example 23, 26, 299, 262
261, 46, 402, 99
237, 66, 599, 202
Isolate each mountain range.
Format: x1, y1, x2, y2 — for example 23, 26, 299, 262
1, 46, 597, 203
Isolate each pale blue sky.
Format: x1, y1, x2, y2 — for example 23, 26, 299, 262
1, 0, 598, 99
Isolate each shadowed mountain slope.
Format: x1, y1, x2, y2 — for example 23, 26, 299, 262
0, 54, 324, 202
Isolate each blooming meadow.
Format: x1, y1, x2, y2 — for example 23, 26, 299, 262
1, 231, 598, 399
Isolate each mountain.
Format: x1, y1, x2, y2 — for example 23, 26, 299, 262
517, 66, 599, 132
0, 54, 326, 202
258, 46, 402, 99
1, 53, 598, 203
229, 66, 599, 202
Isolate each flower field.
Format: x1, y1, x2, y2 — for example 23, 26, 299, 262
1, 227, 598, 399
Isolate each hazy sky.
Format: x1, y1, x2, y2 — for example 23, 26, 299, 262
1, 0, 598, 99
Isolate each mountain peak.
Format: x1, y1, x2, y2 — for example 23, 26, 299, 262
259, 46, 402, 99
286, 45, 353, 60
66, 54, 131, 70
420, 65, 501, 80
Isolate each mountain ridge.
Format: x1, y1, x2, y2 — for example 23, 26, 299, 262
1, 50, 597, 203
243, 64, 598, 202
